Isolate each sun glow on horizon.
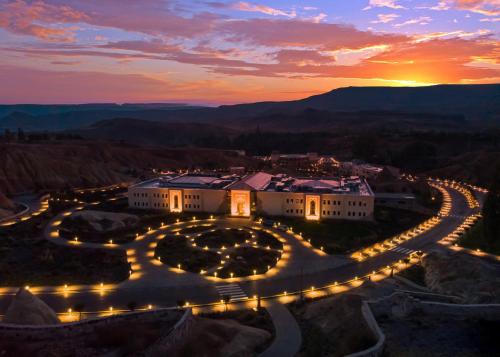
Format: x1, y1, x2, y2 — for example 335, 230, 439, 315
0, 0, 498, 104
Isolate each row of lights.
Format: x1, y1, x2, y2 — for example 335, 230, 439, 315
440, 213, 482, 248
349, 179, 451, 262
155, 224, 284, 280
436, 179, 480, 209
60, 251, 420, 321
0, 196, 50, 227
353, 215, 442, 262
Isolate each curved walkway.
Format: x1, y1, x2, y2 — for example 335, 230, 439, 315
0, 181, 483, 317
260, 301, 302, 357
0, 194, 49, 227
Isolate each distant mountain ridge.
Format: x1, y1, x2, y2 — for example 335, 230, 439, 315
216, 84, 500, 119
1, 84, 498, 131
0, 103, 202, 118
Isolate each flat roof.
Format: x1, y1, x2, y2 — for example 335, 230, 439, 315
263, 175, 373, 196
131, 172, 373, 195
133, 174, 240, 189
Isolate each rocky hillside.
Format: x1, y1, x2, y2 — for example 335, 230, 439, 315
0, 191, 15, 210
0, 142, 256, 194
0, 191, 17, 219
422, 250, 500, 303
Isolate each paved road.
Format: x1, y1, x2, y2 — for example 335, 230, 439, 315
260, 301, 302, 357
0, 194, 48, 226
0, 183, 479, 315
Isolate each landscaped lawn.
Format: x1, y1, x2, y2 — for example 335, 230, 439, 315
59, 214, 139, 244
256, 230, 284, 250
154, 229, 281, 278
458, 219, 500, 255
154, 235, 220, 273
265, 207, 430, 255
0, 212, 131, 286
59, 210, 214, 244
218, 247, 280, 278
196, 228, 251, 249
178, 224, 215, 235
267, 216, 374, 254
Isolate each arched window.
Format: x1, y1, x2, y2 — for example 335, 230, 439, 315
310, 200, 316, 216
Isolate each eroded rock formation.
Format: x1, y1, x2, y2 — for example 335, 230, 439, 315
3, 288, 60, 325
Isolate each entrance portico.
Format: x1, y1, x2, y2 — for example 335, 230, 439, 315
230, 190, 251, 217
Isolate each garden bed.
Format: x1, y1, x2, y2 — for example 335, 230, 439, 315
178, 224, 215, 235
196, 228, 251, 249
256, 230, 283, 250
154, 229, 281, 278
218, 247, 280, 278
266, 207, 430, 254
154, 235, 220, 273
0, 239, 130, 286
58, 211, 140, 244
59, 210, 213, 244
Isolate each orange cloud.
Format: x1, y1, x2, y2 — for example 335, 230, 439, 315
0, 0, 498, 104
219, 18, 408, 50
232, 2, 296, 17
453, 0, 500, 16
0, 0, 88, 41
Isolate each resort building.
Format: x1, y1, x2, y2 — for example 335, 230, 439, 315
128, 172, 374, 221
340, 161, 384, 179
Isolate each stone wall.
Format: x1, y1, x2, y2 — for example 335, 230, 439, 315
418, 301, 500, 320
344, 302, 385, 357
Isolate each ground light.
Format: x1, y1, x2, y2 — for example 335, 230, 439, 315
25, 179, 481, 318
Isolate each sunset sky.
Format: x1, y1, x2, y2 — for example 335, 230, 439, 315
0, 0, 499, 104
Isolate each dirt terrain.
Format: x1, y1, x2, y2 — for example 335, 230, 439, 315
0, 142, 257, 194
0, 191, 17, 219
422, 250, 500, 303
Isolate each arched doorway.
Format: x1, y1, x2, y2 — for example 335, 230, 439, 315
169, 190, 182, 213
305, 195, 320, 221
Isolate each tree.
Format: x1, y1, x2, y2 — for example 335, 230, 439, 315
176, 299, 186, 309
17, 128, 25, 141
127, 301, 137, 312
482, 167, 500, 251
74, 303, 85, 321
3, 129, 12, 142
222, 294, 231, 312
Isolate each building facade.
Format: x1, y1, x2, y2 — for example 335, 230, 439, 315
128, 172, 374, 221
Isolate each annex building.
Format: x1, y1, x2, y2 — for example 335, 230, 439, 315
128, 172, 374, 221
